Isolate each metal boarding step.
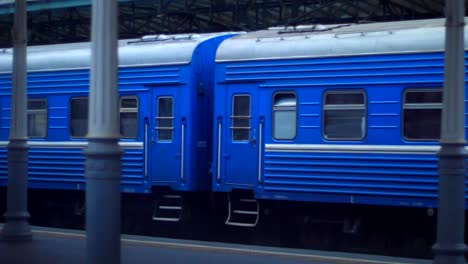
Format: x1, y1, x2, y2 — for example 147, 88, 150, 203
225, 195, 259, 227
152, 194, 183, 222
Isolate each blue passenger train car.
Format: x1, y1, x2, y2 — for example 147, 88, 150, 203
213, 18, 468, 226
0, 32, 235, 222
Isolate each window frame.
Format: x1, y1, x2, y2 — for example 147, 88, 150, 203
69, 97, 89, 139
272, 91, 297, 140
322, 89, 367, 141
119, 96, 139, 139
231, 94, 251, 142
156, 96, 174, 142
27, 98, 48, 138
402, 88, 442, 142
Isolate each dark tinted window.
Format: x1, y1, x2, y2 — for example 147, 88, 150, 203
28, 100, 47, 110
232, 95, 250, 141
403, 90, 442, 141
405, 91, 442, 104
323, 91, 366, 140
70, 98, 88, 137
27, 98, 47, 138
157, 97, 173, 141
120, 97, 138, 138
325, 93, 365, 105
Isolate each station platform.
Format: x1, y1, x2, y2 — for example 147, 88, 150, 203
0, 225, 430, 264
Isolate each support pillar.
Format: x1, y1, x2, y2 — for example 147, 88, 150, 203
2, 0, 32, 241
432, 0, 467, 263
85, 0, 122, 263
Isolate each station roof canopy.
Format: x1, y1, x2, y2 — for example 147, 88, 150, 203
0, 0, 134, 14
0, 0, 465, 48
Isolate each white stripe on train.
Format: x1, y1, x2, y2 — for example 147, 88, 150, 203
0, 141, 143, 149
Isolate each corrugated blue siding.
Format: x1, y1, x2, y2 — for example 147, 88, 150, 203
217, 52, 461, 146
215, 51, 468, 208
28, 148, 85, 183
0, 147, 146, 193
0, 65, 184, 96
221, 53, 446, 86
0, 64, 186, 193
262, 152, 443, 206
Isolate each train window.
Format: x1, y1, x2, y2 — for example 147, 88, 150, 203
403, 90, 442, 141
120, 97, 138, 138
273, 92, 297, 140
27, 98, 48, 138
70, 98, 88, 138
323, 91, 366, 140
232, 95, 251, 141
157, 97, 173, 141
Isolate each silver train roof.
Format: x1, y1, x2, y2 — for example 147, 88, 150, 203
0, 32, 235, 73
216, 18, 468, 62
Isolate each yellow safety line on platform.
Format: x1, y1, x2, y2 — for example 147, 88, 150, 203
32, 229, 417, 264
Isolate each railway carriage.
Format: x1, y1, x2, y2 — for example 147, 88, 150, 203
213, 18, 468, 227
0, 32, 236, 222
0, 17, 467, 240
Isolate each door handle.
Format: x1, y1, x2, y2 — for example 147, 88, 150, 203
144, 118, 149, 179
180, 117, 186, 182
217, 118, 222, 182
250, 128, 257, 147
258, 117, 264, 183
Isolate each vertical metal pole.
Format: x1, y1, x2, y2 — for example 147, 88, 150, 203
433, 0, 467, 263
85, 0, 122, 263
1, 0, 32, 241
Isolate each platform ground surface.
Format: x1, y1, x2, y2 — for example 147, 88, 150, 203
0, 225, 430, 264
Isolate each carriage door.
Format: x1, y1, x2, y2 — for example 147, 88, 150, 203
152, 89, 181, 184
224, 88, 259, 186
